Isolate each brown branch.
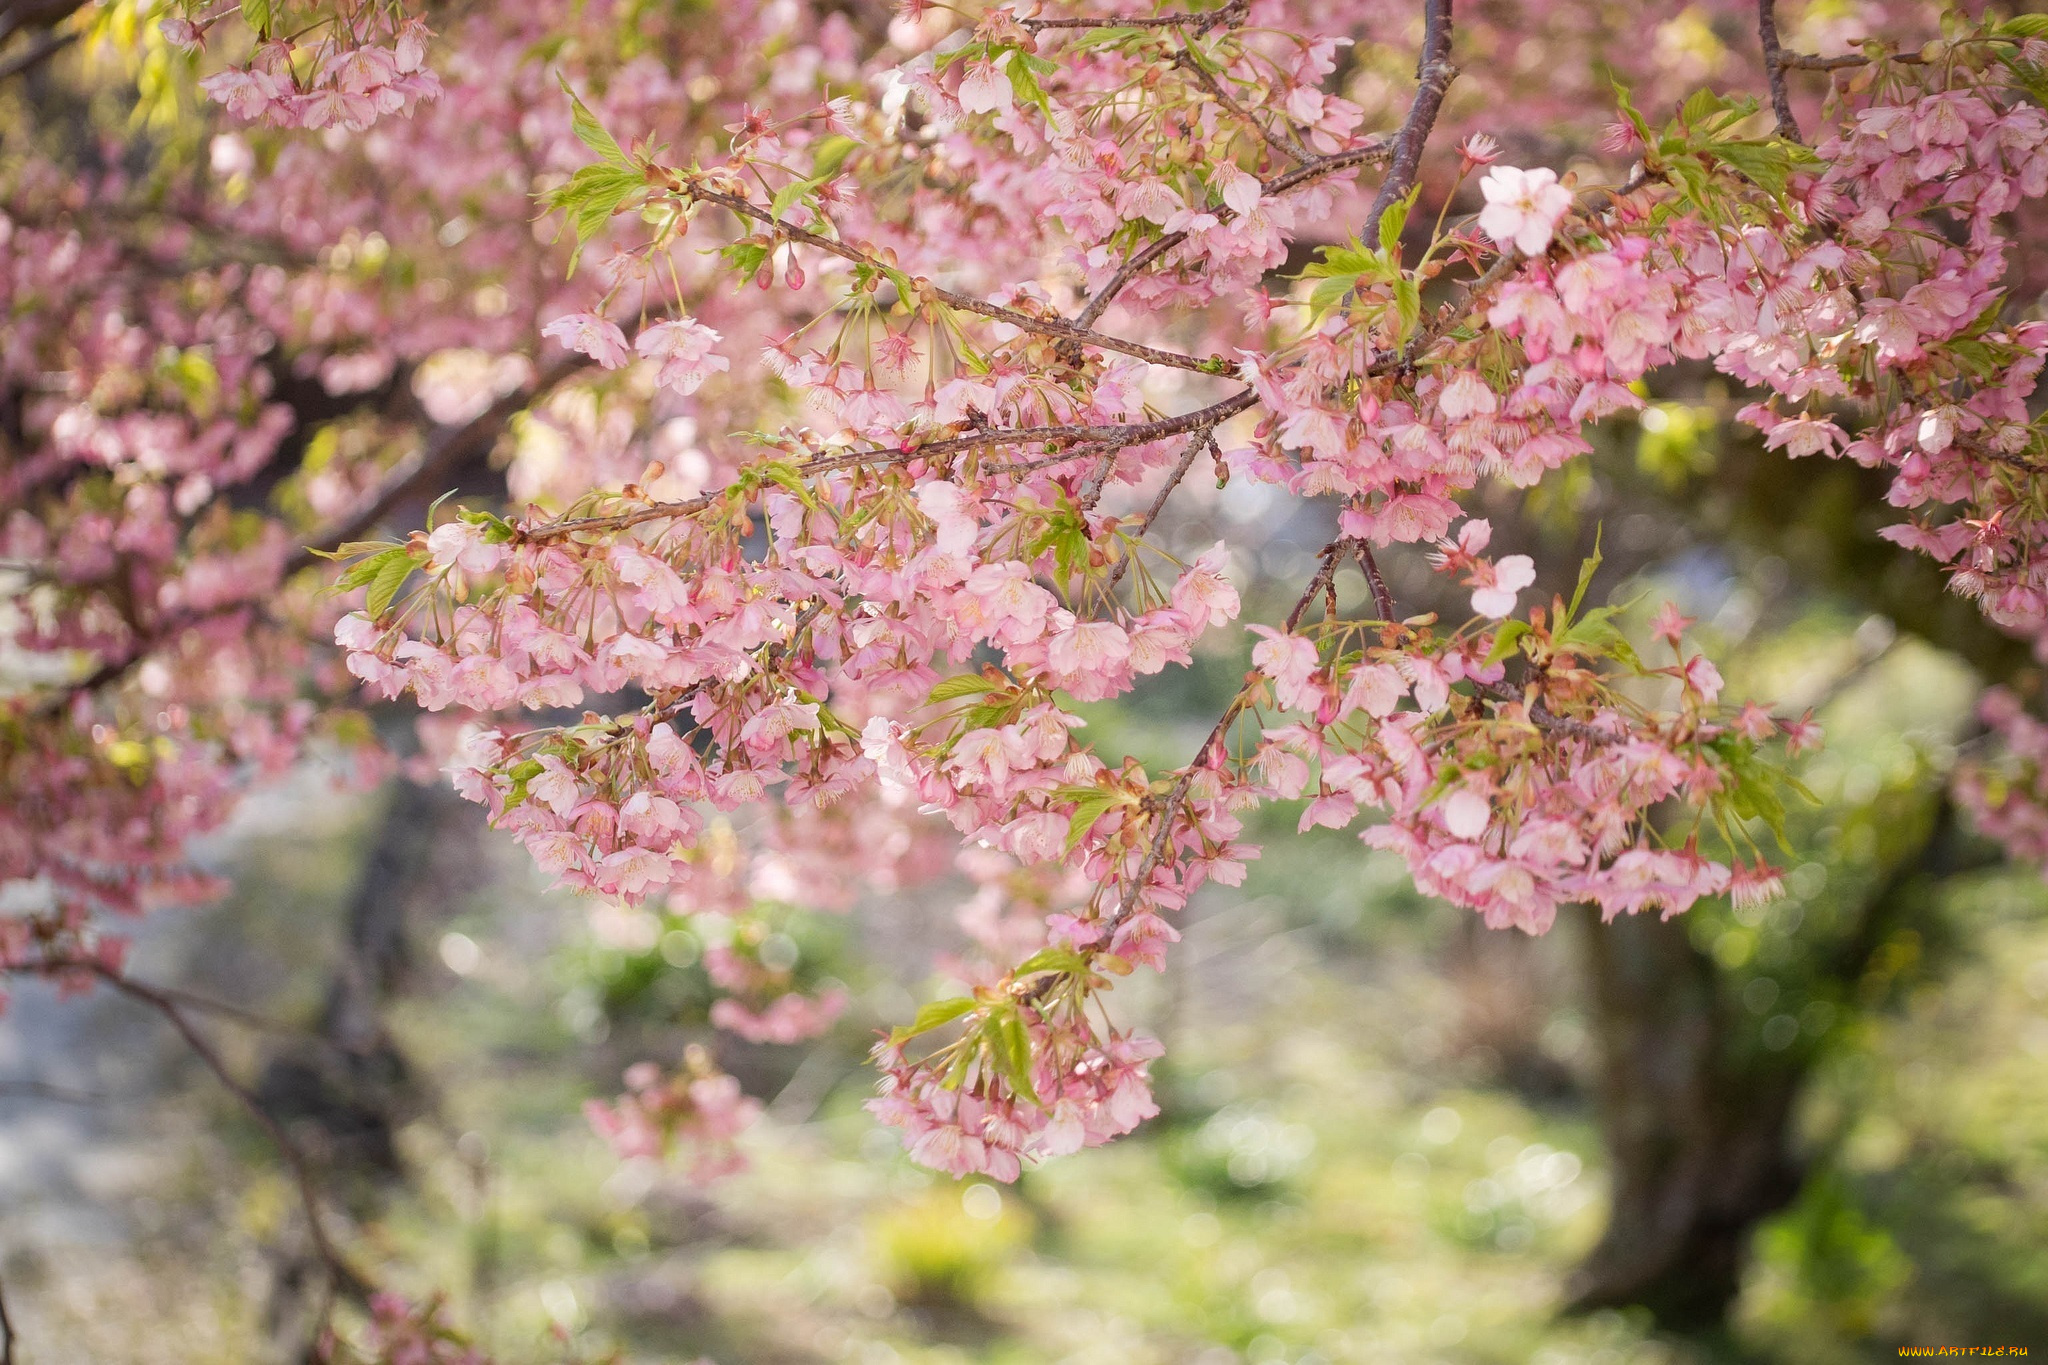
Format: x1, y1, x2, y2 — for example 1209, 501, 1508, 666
524, 388, 1259, 541
1474, 678, 1624, 745
87, 966, 375, 1299
1109, 537, 1355, 929
1364, 0, 1457, 226
0, 1264, 13, 1365
1358, 541, 1397, 621
1103, 427, 1217, 593
0, 24, 73, 82
1172, 47, 1308, 166
1776, 50, 1930, 71
1018, 1, 1247, 33
1075, 139, 1393, 329
1757, 0, 1802, 141
679, 182, 1229, 377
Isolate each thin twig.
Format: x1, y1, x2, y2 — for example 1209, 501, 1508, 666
1109, 537, 1355, 930
1018, 0, 1248, 33
678, 182, 1229, 377
1172, 48, 1309, 166
1776, 50, 1923, 70
1357, 542, 1396, 622
1757, 0, 1802, 140
88, 966, 374, 1298
1075, 139, 1393, 329
523, 389, 1259, 541
0, 1078, 103, 1104
1103, 428, 1217, 593
0, 1263, 14, 1365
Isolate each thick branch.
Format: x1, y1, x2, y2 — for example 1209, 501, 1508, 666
1757, 0, 1801, 140
1364, 0, 1458, 226
0, 23, 72, 81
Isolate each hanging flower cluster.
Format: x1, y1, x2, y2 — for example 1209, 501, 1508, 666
172, 4, 443, 132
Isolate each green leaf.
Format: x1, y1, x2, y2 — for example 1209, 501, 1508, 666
1558, 605, 1642, 670
889, 995, 980, 1044
1997, 14, 2048, 39
927, 673, 1001, 704
770, 174, 822, 223
1563, 527, 1604, 627
810, 134, 859, 180
558, 76, 628, 166
1005, 51, 1054, 117
1392, 277, 1422, 344
721, 239, 773, 280
1378, 185, 1419, 259
1610, 80, 1655, 150
240, 0, 272, 40
1485, 620, 1532, 665
336, 545, 410, 591
1013, 945, 1089, 976
1679, 87, 1727, 130
1712, 140, 1799, 196
990, 1011, 1041, 1106
1063, 789, 1120, 853
543, 163, 648, 272
365, 551, 417, 618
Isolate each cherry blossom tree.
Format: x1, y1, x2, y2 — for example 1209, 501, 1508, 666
8, 0, 2048, 1354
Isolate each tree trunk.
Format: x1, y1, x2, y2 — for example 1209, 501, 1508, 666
1564, 903, 1803, 1330
1567, 796, 1987, 1331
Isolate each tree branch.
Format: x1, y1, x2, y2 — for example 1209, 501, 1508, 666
87, 966, 375, 1299
1103, 427, 1218, 593
1075, 139, 1393, 329
679, 181, 1231, 377
1172, 47, 1308, 166
1757, 0, 1801, 141
0, 23, 72, 81
1358, 541, 1397, 621
1018, 1, 1248, 33
523, 388, 1259, 541
1365, 0, 1457, 226
1109, 537, 1357, 929
289, 357, 583, 574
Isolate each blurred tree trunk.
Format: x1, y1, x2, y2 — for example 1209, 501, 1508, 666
1565, 903, 1803, 1329
1566, 797, 1987, 1331
255, 777, 480, 1361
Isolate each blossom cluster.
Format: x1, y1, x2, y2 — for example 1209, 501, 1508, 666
582, 1048, 761, 1182
181, 10, 443, 133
